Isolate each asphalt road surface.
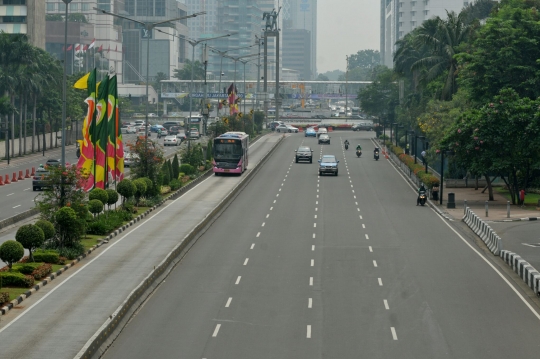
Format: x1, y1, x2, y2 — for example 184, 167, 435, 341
490, 221, 540, 270
101, 131, 540, 359
0, 133, 183, 222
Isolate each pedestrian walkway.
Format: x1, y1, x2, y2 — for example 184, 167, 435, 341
0, 144, 76, 170
433, 185, 538, 222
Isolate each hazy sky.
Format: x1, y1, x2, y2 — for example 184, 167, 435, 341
317, 0, 380, 74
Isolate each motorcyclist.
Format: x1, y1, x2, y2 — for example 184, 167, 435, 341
417, 183, 427, 205
157, 129, 162, 139
356, 144, 362, 151
374, 147, 379, 155
344, 140, 350, 149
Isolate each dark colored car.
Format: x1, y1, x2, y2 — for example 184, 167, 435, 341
168, 126, 181, 135
162, 121, 182, 130
318, 155, 339, 176
295, 146, 313, 163
45, 158, 61, 167
352, 122, 373, 131
33, 168, 51, 191
318, 134, 330, 145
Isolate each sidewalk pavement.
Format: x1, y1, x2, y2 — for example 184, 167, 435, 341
432, 185, 539, 222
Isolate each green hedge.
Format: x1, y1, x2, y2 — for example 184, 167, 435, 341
33, 249, 60, 264
0, 271, 34, 287
390, 144, 440, 188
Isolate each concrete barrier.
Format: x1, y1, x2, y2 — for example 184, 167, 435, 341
463, 207, 502, 256
0, 208, 40, 231
500, 250, 540, 296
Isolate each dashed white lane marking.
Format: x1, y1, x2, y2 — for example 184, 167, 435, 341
256, 232, 260, 237
308, 298, 313, 308
369, 246, 373, 252
317, 189, 319, 193
316, 201, 318, 205
355, 202, 358, 205
378, 278, 383, 286
276, 194, 279, 197
225, 297, 232, 307
314, 215, 317, 219
351, 185, 353, 188
312, 245, 315, 251
359, 215, 363, 219
250, 243, 255, 249
7, 193, 14, 196
354, 195, 356, 199
362, 224, 366, 229
317, 184, 319, 187
13, 205, 21, 208
23, 188, 30, 191
316, 195, 319, 198
281, 183, 284, 186
235, 276, 241, 285
311, 259, 314, 266
307, 325, 312, 339
312, 233, 316, 239
279, 188, 282, 192
212, 324, 221, 337
391, 327, 398, 340
365, 234, 369, 240
243, 258, 249, 265
315, 208, 318, 211
270, 207, 273, 210
313, 223, 317, 228
352, 190, 355, 193
357, 208, 360, 212
373, 260, 378, 267
384, 300, 390, 310
309, 277, 313, 286
266, 214, 269, 218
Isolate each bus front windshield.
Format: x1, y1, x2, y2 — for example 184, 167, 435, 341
214, 141, 243, 161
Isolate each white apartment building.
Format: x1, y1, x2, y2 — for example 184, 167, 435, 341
380, 0, 469, 67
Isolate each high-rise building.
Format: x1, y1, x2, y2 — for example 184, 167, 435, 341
381, 0, 467, 67
283, 28, 310, 80
0, 0, 45, 49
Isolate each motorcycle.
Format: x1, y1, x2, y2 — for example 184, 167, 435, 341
76, 143, 81, 158
356, 150, 362, 158
374, 150, 379, 161
345, 143, 349, 150
418, 191, 427, 206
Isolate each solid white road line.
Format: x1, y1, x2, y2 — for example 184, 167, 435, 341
212, 324, 221, 337
373, 260, 378, 267
369, 246, 373, 252
378, 278, 383, 286
225, 297, 232, 307
365, 234, 369, 240
256, 232, 260, 237
235, 276, 241, 285
384, 300, 390, 310
308, 298, 312, 308
311, 259, 314, 267
13, 205, 21, 208
309, 277, 313, 286
250, 243, 255, 249
243, 258, 249, 265
23, 188, 30, 191
312, 245, 315, 251
307, 325, 312, 338
391, 327, 398, 340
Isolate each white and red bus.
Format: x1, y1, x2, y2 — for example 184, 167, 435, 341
212, 132, 249, 175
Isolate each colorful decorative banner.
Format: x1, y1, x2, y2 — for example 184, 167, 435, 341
94, 76, 109, 189
76, 69, 97, 192
106, 75, 124, 183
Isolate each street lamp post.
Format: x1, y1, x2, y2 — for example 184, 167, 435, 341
414, 133, 419, 164
94, 7, 204, 174
398, 125, 404, 147
392, 123, 397, 147
61, 0, 73, 171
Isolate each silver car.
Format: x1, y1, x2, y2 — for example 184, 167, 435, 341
163, 135, 180, 146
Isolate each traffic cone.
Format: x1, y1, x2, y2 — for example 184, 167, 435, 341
5, 174, 10, 184
25, 169, 30, 178
31, 167, 35, 176
18, 170, 24, 180
11, 172, 17, 182
0, 176, 3, 185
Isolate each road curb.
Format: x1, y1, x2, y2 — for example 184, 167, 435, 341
0, 208, 40, 231
75, 135, 283, 359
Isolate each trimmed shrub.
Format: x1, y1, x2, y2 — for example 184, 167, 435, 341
88, 199, 104, 217
16, 224, 45, 262
117, 179, 136, 204
141, 177, 153, 197
57, 243, 84, 260
12, 263, 41, 275
33, 249, 60, 264
31, 263, 52, 280
35, 219, 55, 241
0, 292, 9, 304
170, 179, 181, 191
0, 271, 34, 287
133, 178, 147, 205
0, 241, 24, 270
172, 154, 180, 179
89, 188, 108, 204
87, 210, 133, 235
179, 164, 194, 175
55, 206, 82, 247
105, 189, 119, 209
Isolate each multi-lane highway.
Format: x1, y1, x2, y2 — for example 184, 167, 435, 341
99, 131, 540, 358
0, 134, 186, 222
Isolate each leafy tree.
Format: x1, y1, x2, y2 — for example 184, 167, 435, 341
173, 59, 205, 80
141, 177, 154, 197
55, 206, 82, 248
167, 159, 174, 180
105, 189, 119, 210
45, 14, 63, 21
160, 162, 171, 186
458, 0, 540, 104
357, 66, 399, 120
67, 13, 88, 23
35, 219, 55, 241
89, 188, 108, 205
253, 110, 264, 133
172, 154, 180, 180
0, 241, 24, 270
117, 179, 136, 206
316, 73, 329, 81
347, 49, 380, 70
127, 139, 164, 181
15, 224, 45, 262
88, 199, 104, 218
461, 0, 498, 24
182, 143, 205, 168
132, 178, 147, 205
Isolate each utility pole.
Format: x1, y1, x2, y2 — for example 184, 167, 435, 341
345, 55, 349, 122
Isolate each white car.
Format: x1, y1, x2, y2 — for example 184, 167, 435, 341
317, 127, 328, 138
163, 135, 180, 146
189, 128, 200, 139
276, 124, 298, 133
123, 152, 139, 167
148, 113, 158, 117
122, 126, 136, 134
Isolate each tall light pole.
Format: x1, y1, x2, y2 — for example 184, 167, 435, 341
94, 7, 204, 174
61, 0, 72, 170
345, 55, 349, 121
255, 35, 263, 110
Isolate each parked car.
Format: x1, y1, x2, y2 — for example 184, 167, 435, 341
275, 124, 298, 133
305, 127, 317, 137
163, 135, 180, 146
295, 146, 313, 163
268, 121, 284, 131
318, 134, 331, 145
32, 168, 51, 191
352, 122, 373, 131
45, 158, 61, 167
318, 155, 339, 176
148, 113, 158, 117
317, 127, 328, 138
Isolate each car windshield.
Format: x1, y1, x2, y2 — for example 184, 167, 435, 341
320, 134, 329, 139
165, 136, 176, 139
298, 147, 310, 152
321, 157, 336, 163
